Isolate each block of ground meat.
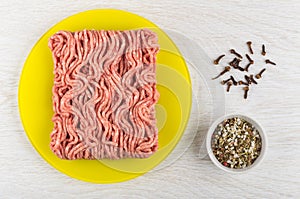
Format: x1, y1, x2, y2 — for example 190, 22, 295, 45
48, 29, 159, 159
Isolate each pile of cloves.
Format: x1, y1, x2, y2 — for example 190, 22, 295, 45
213, 41, 276, 99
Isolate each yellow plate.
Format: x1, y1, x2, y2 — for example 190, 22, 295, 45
18, 9, 192, 183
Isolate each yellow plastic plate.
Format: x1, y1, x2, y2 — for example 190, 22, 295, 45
18, 9, 192, 183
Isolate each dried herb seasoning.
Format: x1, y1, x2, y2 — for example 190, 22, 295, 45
211, 117, 262, 169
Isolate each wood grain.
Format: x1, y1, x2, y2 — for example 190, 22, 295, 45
0, 0, 300, 198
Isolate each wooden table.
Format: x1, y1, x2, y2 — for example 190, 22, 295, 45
1, 0, 299, 198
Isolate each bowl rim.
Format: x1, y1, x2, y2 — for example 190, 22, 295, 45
206, 113, 267, 173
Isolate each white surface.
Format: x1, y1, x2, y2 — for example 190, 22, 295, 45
1, 0, 300, 198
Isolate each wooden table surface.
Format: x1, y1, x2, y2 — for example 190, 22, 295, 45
1, 0, 299, 198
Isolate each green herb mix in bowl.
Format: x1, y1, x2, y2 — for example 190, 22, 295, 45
206, 114, 267, 173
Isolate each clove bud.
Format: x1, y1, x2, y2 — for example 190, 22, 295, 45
238, 80, 249, 86
229, 58, 242, 69
230, 49, 243, 59
244, 63, 252, 72
246, 54, 254, 64
250, 75, 257, 84
246, 41, 253, 54
227, 81, 233, 92
230, 76, 238, 85
221, 77, 231, 85
265, 59, 276, 65
245, 75, 252, 85
262, 44, 266, 56
212, 66, 231, 80
243, 86, 249, 99
214, 54, 225, 65
255, 68, 266, 79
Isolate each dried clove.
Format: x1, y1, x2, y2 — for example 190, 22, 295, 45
212, 66, 231, 80
243, 86, 249, 99
250, 75, 257, 84
237, 66, 245, 72
212, 41, 276, 99
262, 44, 266, 56
214, 54, 225, 65
245, 75, 252, 85
229, 58, 242, 69
246, 54, 254, 64
230, 49, 243, 59
221, 77, 231, 85
227, 81, 233, 92
230, 75, 238, 85
255, 68, 266, 79
246, 41, 253, 54
245, 74, 257, 85
229, 58, 237, 67
265, 59, 276, 65
244, 63, 252, 72
238, 80, 249, 86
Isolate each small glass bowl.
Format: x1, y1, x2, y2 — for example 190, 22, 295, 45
206, 114, 267, 173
